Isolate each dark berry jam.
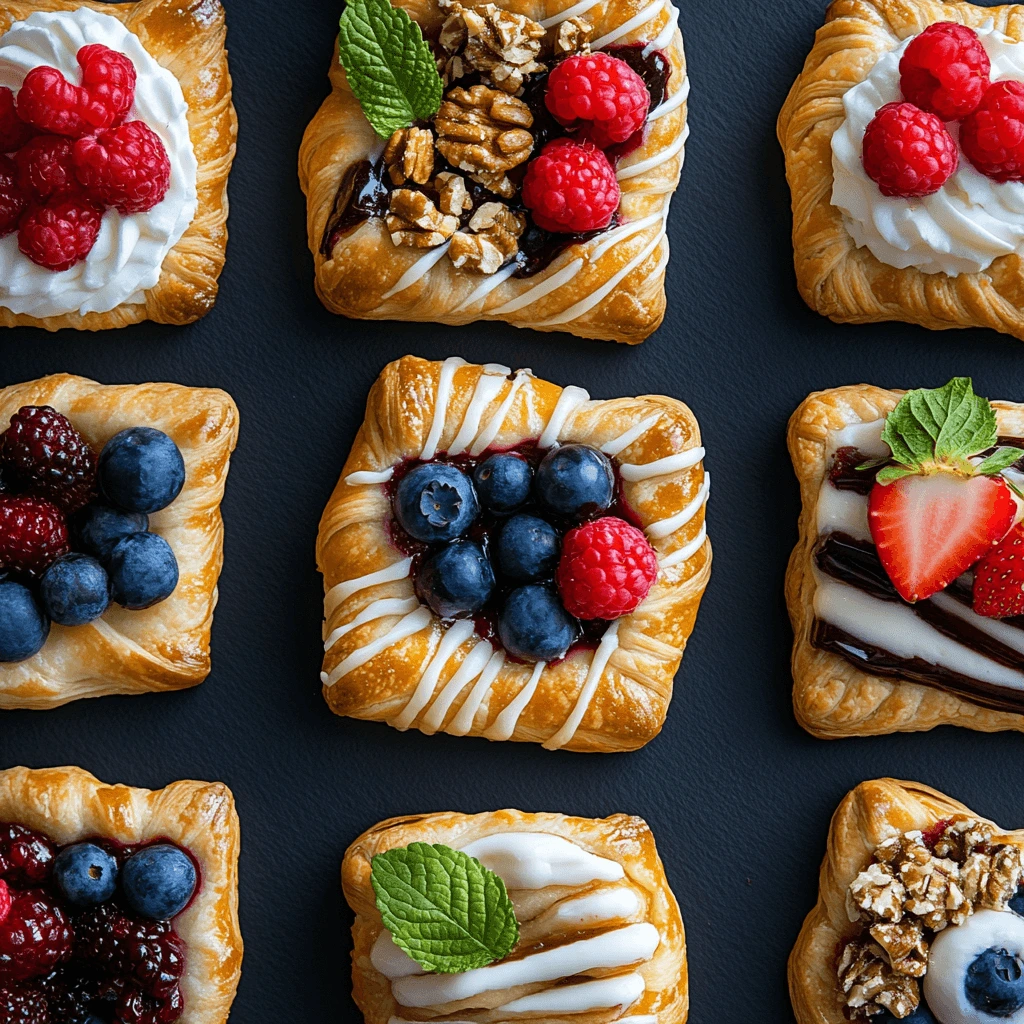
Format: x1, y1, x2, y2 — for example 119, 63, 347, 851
603, 43, 670, 109
320, 158, 390, 255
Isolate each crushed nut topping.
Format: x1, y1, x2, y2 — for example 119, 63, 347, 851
386, 189, 458, 248
868, 920, 927, 978
384, 127, 436, 187
554, 16, 592, 57
435, 172, 474, 217
449, 200, 525, 274
839, 940, 920, 1019
962, 844, 1024, 911
847, 862, 906, 925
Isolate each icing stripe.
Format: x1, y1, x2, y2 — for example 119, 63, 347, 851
658, 520, 707, 569
644, 0, 680, 54
620, 445, 704, 480
539, 385, 591, 448
323, 607, 432, 687
498, 973, 646, 1013
344, 468, 394, 485
469, 370, 531, 456
601, 413, 662, 456
590, 0, 665, 49
538, 0, 601, 28
452, 261, 518, 311
648, 75, 688, 121
589, 212, 664, 261
421, 355, 465, 460
325, 558, 413, 617
420, 639, 494, 734
447, 368, 510, 456
490, 258, 583, 315
483, 660, 547, 741
617, 130, 687, 180
324, 597, 420, 652
381, 241, 452, 300
390, 620, 475, 730
647, 471, 710, 540
447, 650, 507, 735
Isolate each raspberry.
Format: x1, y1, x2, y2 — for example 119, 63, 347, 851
0, 984, 47, 1024
0, 826, 55, 888
861, 101, 957, 197
73, 121, 170, 215
899, 22, 991, 119
545, 52, 650, 147
18, 195, 102, 272
0, 88, 33, 153
961, 80, 1024, 182
556, 515, 658, 620
521, 139, 620, 233
0, 497, 69, 578
0, 890, 72, 982
0, 157, 28, 239
13, 136, 76, 201
1, 406, 98, 513
77, 44, 136, 128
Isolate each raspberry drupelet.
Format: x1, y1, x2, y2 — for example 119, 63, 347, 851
521, 138, 620, 233
899, 22, 991, 120
961, 80, 1024, 182
861, 101, 958, 197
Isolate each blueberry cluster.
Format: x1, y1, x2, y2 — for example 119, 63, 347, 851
0, 426, 185, 663
393, 443, 615, 662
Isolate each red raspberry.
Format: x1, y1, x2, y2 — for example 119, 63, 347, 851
961, 80, 1024, 182
73, 121, 170, 214
13, 136, 76, 201
18, 195, 102, 272
861, 101, 957, 197
0, 983, 47, 1024
0, 889, 72, 982
1, 406, 98, 513
521, 139, 620, 233
0, 88, 33, 153
0, 497, 69, 577
556, 515, 658, 620
545, 52, 650, 147
77, 43, 137, 127
0, 157, 28, 239
16, 66, 91, 137
899, 22, 991, 119
0, 826, 54, 888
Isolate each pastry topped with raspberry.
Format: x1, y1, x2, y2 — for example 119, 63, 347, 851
317, 356, 711, 753
300, 0, 689, 343
0, 0, 236, 331
0, 766, 241, 1024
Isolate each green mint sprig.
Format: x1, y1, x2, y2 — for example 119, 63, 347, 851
338, 0, 443, 138
371, 843, 519, 973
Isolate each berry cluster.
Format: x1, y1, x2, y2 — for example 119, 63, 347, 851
0, 406, 185, 664
0, 44, 170, 271
862, 22, 1024, 197
391, 442, 658, 662
0, 822, 196, 1024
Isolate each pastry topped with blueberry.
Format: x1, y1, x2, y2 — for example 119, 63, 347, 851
0, 764, 241, 1024
0, 374, 238, 710
298, 0, 688, 343
317, 355, 710, 753
791, 778, 1024, 1024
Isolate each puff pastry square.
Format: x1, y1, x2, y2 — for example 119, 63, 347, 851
0, 765, 242, 1024
0, 373, 239, 710
298, 0, 688, 345
787, 383, 1024, 739
317, 355, 711, 753
342, 808, 687, 1023
777, 0, 1024, 343
0, 0, 237, 331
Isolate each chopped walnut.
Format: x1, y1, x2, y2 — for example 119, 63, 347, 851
932, 817, 995, 862
449, 201, 525, 274
838, 940, 920, 1019
901, 853, 968, 932
383, 126, 436, 186
554, 15, 592, 56
847, 862, 906, 925
435, 172, 474, 217
962, 845, 1024, 911
868, 920, 927, 978
386, 189, 458, 248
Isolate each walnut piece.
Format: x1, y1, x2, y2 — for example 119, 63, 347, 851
449, 201, 525, 274
383, 127, 436, 187
847, 862, 905, 925
435, 85, 534, 176
554, 16, 592, 56
838, 940, 920, 1019
868, 920, 927, 978
386, 190, 458, 248
962, 845, 1024, 911
435, 172, 474, 217
901, 852, 969, 932
931, 817, 995, 862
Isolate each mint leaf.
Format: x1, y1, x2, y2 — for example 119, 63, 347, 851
977, 447, 1023, 475
371, 843, 519, 973
338, 0, 443, 138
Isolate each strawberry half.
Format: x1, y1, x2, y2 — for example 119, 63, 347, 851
973, 521, 1024, 617
868, 472, 1015, 602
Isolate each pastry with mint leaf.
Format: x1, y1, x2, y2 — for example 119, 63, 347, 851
342, 809, 688, 1022
787, 379, 1024, 741
298, 0, 690, 343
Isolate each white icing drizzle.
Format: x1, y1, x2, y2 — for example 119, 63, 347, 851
322, 607, 432, 687
646, 470, 710, 541
644, 0, 680, 55
469, 370, 532, 456
601, 414, 662, 456
617, 130, 687, 181
543, 621, 621, 750
619, 445, 704, 481
591, 0, 665, 49
344, 468, 394, 486
324, 597, 420, 652
421, 356, 466, 460
447, 364, 512, 456
549, 886, 640, 926
499, 973, 646, 1013
483, 661, 547, 741
459, 832, 625, 888
931, 592, 1024, 656
538, 0, 601, 28
390, 620, 476, 730
381, 241, 452, 300
453, 261, 519, 312
539, 386, 591, 448
589, 212, 665, 262
658, 520, 707, 570
447, 649, 507, 735
491, 257, 583, 315
648, 75, 688, 121
621, 1017, 659, 1024
419, 639, 495, 734
325, 558, 414, 618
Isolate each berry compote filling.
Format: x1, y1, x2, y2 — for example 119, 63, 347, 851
0, 823, 197, 1024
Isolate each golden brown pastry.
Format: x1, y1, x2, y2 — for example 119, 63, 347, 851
791, 778, 1024, 1024
298, 0, 688, 344
777, 0, 1024, 344
0, 373, 239, 709
343, 808, 687, 1023
0, 0, 237, 331
0, 765, 242, 1024
317, 355, 711, 752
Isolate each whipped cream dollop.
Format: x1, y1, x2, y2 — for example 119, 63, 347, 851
0, 9, 197, 318
831, 22, 1024, 276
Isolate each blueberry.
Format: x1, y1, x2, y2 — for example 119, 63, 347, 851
473, 454, 532, 513
496, 514, 560, 582
1011, 887, 1024, 918
498, 584, 578, 662
877, 1005, 936, 1023
107, 532, 179, 610
415, 539, 495, 619
121, 843, 197, 920
39, 553, 109, 627
53, 842, 118, 906
394, 463, 479, 543
966, 946, 1024, 1017
99, 427, 185, 514
535, 444, 614, 518
0, 580, 49, 662
74, 504, 149, 560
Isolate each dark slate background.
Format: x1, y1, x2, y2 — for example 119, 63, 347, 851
4, 0, 1024, 1020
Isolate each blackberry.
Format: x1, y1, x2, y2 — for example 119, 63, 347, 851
37, 969, 113, 1024
0, 985, 47, 1024
0, 825, 55, 887
116, 984, 183, 1024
